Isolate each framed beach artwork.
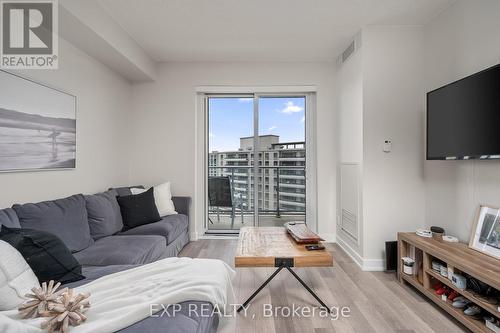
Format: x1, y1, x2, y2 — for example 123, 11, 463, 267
469, 205, 500, 260
0, 70, 76, 172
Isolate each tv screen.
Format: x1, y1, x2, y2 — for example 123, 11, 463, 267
427, 64, 500, 160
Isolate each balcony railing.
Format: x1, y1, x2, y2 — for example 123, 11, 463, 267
208, 165, 306, 218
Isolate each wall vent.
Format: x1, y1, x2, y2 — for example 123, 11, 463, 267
341, 41, 356, 63
338, 32, 361, 66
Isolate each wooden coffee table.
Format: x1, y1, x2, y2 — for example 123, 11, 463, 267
235, 227, 333, 312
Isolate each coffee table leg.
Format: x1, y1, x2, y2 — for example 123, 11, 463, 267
237, 266, 284, 313
285, 267, 331, 313
237, 266, 331, 314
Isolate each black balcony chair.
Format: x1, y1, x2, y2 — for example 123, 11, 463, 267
208, 176, 244, 228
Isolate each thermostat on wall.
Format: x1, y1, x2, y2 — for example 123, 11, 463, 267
383, 140, 392, 153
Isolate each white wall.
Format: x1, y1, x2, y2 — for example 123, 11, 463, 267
0, 39, 132, 208
129, 62, 337, 239
336, 42, 364, 258
336, 26, 426, 270
423, 0, 500, 242
362, 26, 425, 267
338, 46, 363, 164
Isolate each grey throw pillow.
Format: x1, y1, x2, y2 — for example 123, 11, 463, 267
85, 190, 123, 240
13, 194, 93, 253
0, 208, 21, 229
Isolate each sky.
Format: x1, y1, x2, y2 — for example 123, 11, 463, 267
0, 71, 75, 119
208, 97, 305, 152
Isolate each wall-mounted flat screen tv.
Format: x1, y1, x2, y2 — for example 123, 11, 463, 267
427, 64, 500, 160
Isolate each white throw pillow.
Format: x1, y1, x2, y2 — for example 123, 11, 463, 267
131, 182, 177, 217
0, 240, 40, 310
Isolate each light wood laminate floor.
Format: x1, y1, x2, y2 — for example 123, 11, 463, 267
179, 240, 468, 333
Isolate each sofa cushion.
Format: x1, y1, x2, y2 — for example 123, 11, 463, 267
120, 214, 188, 245
117, 188, 161, 231
131, 182, 177, 217
13, 194, 93, 253
112, 185, 144, 197
0, 208, 20, 229
0, 240, 40, 311
85, 190, 123, 240
73, 235, 166, 266
0, 227, 85, 284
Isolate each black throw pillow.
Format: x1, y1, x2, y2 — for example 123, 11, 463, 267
0, 226, 85, 284
117, 187, 161, 231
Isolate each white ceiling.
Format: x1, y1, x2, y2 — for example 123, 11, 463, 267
99, 0, 455, 62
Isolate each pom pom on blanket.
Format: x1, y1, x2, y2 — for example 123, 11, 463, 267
18, 280, 91, 333
41, 288, 91, 333
18, 281, 67, 319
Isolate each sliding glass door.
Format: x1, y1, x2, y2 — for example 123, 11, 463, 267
256, 97, 306, 228
206, 94, 308, 232
207, 96, 255, 231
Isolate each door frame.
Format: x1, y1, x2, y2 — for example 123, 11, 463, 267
194, 86, 318, 238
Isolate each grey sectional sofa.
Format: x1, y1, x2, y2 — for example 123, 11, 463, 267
0, 186, 219, 333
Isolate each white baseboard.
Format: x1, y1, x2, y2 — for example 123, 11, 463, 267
361, 258, 385, 271
190, 231, 239, 240
336, 236, 364, 268
336, 236, 385, 271
198, 234, 238, 240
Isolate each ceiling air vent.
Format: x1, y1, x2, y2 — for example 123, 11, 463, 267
341, 41, 356, 63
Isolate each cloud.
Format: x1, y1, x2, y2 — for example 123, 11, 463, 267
300, 116, 305, 123
209, 132, 216, 138
268, 126, 277, 132
238, 98, 253, 103
280, 101, 304, 114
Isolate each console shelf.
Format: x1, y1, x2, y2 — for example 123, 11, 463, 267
426, 268, 499, 317
398, 232, 500, 333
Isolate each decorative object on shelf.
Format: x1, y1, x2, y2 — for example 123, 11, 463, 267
469, 205, 500, 259
401, 257, 415, 275
452, 296, 470, 308
430, 226, 445, 241
466, 276, 500, 304
41, 288, 91, 333
447, 290, 459, 301
431, 260, 441, 272
485, 317, 500, 333
416, 229, 432, 238
0, 70, 76, 172
443, 235, 459, 242
439, 264, 448, 278
451, 273, 467, 289
463, 304, 482, 317
435, 285, 448, 296
18, 281, 67, 319
447, 266, 455, 281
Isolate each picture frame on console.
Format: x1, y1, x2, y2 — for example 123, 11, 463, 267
0, 70, 76, 172
469, 205, 500, 260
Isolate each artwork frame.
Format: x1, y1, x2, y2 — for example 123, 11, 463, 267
0, 70, 76, 172
469, 205, 500, 260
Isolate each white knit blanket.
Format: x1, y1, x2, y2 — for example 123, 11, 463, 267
0, 257, 236, 333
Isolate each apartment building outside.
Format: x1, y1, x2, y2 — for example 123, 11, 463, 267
208, 135, 306, 216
